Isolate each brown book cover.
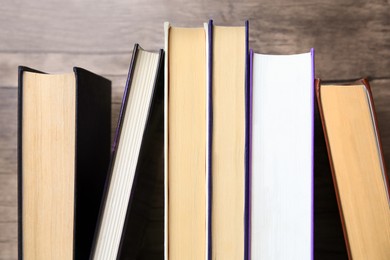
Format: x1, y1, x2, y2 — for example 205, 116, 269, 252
315, 78, 390, 260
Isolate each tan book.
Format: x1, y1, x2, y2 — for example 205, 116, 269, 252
18, 67, 111, 259
208, 21, 248, 260
164, 22, 207, 260
316, 78, 390, 260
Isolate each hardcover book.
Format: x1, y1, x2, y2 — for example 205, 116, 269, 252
18, 66, 111, 260
164, 22, 208, 260
90, 44, 164, 260
250, 49, 314, 260
315, 78, 390, 260
207, 20, 249, 260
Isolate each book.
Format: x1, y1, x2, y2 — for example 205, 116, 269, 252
164, 22, 207, 260
18, 66, 111, 260
90, 44, 164, 260
207, 20, 249, 260
315, 78, 390, 260
250, 50, 314, 259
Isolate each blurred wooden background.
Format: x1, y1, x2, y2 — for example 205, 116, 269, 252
1, 0, 389, 259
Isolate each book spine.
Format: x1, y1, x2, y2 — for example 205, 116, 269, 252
244, 20, 250, 260
248, 49, 253, 260
310, 48, 315, 260
163, 22, 170, 260
206, 19, 214, 260
17, 68, 23, 260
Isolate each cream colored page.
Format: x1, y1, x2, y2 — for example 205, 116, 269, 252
23, 72, 76, 260
212, 26, 245, 260
92, 50, 160, 260
321, 85, 390, 260
168, 27, 206, 260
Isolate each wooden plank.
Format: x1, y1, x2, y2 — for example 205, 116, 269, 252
0, 223, 17, 260
0, 205, 16, 223
0, 174, 17, 206
250, 2, 390, 80
0, 1, 389, 79
0, 88, 17, 151
0, 149, 16, 176
111, 103, 121, 143
0, 0, 386, 52
0, 241, 17, 260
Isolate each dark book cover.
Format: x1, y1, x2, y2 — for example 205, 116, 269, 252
313, 99, 348, 259
89, 44, 164, 260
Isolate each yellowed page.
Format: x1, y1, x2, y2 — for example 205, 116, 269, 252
23, 72, 75, 260
212, 25, 246, 260
168, 27, 206, 260
321, 84, 390, 260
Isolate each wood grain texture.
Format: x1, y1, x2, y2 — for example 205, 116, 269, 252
0, 0, 389, 79
0, 0, 389, 259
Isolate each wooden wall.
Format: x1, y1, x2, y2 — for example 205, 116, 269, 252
1, 0, 389, 258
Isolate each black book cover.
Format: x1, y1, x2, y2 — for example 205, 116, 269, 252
313, 100, 348, 259
90, 45, 164, 260
18, 66, 112, 259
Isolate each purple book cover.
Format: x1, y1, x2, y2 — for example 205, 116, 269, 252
207, 19, 213, 260
244, 20, 250, 260
111, 45, 139, 153
310, 47, 315, 260
248, 48, 253, 260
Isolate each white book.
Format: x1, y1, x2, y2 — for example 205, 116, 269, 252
250, 49, 314, 260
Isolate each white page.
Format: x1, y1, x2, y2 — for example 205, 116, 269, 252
251, 51, 314, 260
